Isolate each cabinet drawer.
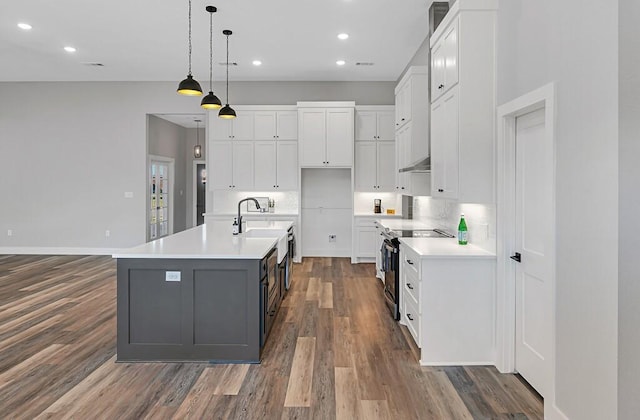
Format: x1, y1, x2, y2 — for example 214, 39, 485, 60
402, 248, 420, 277
404, 295, 420, 346
404, 268, 420, 307
355, 217, 379, 228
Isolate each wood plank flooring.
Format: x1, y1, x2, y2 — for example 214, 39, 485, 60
0, 255, 543, 419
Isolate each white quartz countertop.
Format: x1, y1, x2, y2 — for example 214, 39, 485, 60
399, 238, 496, 258
354, 213, 402, 218
113, 220, 294, 260
375, 219, 436, 230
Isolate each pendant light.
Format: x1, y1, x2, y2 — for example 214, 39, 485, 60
177, 0, 203, 96
194, 119, 202, 158
218, 29, 237, 119
201, 6, 222, 109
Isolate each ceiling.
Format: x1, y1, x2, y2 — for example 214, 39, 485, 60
0, 0, 430, 83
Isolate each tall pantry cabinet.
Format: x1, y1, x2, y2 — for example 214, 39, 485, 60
429, 0, 497, 203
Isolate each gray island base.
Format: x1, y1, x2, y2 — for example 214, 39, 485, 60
117, 257, 266, 363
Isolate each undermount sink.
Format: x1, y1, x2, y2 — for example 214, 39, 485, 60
243, 229, 288, 263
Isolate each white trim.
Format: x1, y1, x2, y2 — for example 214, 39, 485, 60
192, 159, 206, 227
546, 403, 570, 420
496, 82, 557, 406
354, 105, 395, 112
0, 247, 121, 256
296, 101, 356, 108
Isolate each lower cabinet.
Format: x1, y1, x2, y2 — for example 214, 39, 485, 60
399, 243, 496, 365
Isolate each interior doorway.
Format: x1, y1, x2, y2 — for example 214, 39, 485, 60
496, 83, 556, 411
148, 156, 174, 241
193, 161, 206, 227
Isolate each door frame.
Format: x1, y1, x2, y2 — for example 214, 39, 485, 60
495, 83, 556, 390
192, 160, 206, 227
147, 155, 175, 241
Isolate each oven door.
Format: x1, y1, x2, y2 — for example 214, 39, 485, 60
381, 239, 400, 320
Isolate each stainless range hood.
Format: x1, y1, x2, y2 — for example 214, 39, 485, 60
399, 156, 431, 173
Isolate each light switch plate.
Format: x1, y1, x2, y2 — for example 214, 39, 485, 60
165, 271, 181, 282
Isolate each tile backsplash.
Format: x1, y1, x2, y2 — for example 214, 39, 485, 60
413, 197, 496, 252
211, 190, 299, 214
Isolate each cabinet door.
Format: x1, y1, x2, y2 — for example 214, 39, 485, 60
357, 228, 377, 258
395, 124, 412, 192
211, 116, 233, 140
231, 112, 255, 140
356, 111, 377, 141
377, 141, 397, 192
355, 142, 377, 191
376, 111, 396, 141
431, 91, 459, 199
276, 111, 298, 140
209, 141, 233, 189
326, 108, 354, 167
232, 141, 255, 189
443, 19, 459, 92
254, 141, 277, 190
254, 111, 277, 140
298, 109, 326, 167
276, 141, 298, 190
431, 39, 446, 102
399, 81, 412, 126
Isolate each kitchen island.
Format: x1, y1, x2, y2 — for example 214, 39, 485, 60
113, 220, 293, 363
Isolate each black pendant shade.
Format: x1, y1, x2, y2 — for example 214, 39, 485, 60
178, 74, 203, 96
177, 0, 202, 96
218, 104, 237, 119
218, 29, 236, 119
201, 91, 222, 109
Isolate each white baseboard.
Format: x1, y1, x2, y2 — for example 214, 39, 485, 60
546, 403, 570, 420
0, 247, 120, 256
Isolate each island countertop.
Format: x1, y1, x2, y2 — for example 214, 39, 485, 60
113, 220, 294, 260
399, 237, 496, 258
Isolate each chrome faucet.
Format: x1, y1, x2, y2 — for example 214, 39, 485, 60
237, 197, 261, 233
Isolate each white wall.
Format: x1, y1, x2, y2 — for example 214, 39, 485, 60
618, 0, 640, 418
497, 1, 618, 418
0, 81, 393, 250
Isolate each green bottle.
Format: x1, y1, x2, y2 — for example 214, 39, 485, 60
458, 213, 468, 245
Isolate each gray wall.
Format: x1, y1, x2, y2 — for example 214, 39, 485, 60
618, 0, 640, 418
497, 1, 618, 418
148, 115, 187, 234
397, 35, 430, 83
0, 81, 394, 250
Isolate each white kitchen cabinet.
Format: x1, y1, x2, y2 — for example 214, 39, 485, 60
429, 1, 497, 203
399, 242, 496, 365
394, 124, 431, 196
355, 141, 396, 192
431, 19, 459, 103
352, 217, 383, 263
394, 67, 428, 132
298, 103, 354, 168
210, 111, 255, 140
355, 108, 395, 141
254, 111, 297, 141
253, 141, 298, 191
430, 89, 459, 199
209, 141, 254, 190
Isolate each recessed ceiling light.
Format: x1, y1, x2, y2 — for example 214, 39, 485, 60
17, 23, 32, 30
64, 46, 77, 53
337, 33, 349, 40
336, 60, 346, 66
252, 60, 262, 66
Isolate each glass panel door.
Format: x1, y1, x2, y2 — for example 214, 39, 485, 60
149, 160, 171, 240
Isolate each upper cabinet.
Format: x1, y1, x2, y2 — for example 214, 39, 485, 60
210, 112, 255, 141
429, 0, 498, 203
298, 102, 355, 168
395, 67, 428, 130
431, 20, 459, 103
356, 108, 395, 141
254, 111, 298, 141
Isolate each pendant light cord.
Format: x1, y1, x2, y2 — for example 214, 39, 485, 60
188, 0, 193, 75
225, 33, 230, 104
209, 11, 213, 90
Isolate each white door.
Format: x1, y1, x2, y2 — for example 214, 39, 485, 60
149, 158, 173, 240
209, 141, 233, 189
254, 111, 277, 140
254, 141, 277, 189
514, 107, 553, 397
298, 109, 326, 166
377, 141, 396, 192
276, 141, 298, 190
276, 111, 298, 140
355, 142, 377, 191
231, 112, 255, 140
356, 111, 377, 141
376, 111, 396, 141
232, 141, 254, 189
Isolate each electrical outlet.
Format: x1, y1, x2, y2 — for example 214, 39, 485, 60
329, 234, 336, 242
7, 229, 12, 237
105, 230, 110, 238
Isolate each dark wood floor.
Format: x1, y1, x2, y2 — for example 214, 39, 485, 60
0, 255, 543, 419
